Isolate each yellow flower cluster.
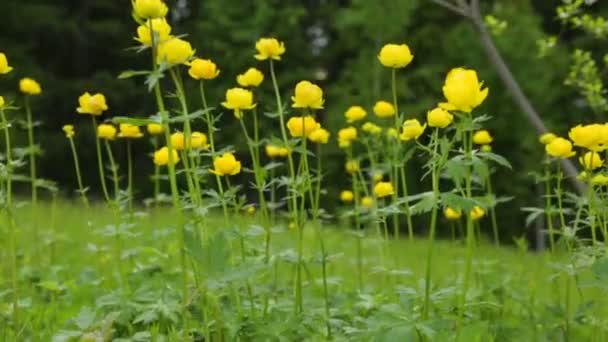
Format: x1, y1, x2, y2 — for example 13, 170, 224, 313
171, 132, 209, 150
287, 116, 320, 138
542, 123, 607, 171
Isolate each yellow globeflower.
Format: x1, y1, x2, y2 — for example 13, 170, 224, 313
286, 116, 320, 138
170, 132, 185, 150
211, 153, 241, 176
135, 18, 172, 45
0, 95, 5, 108
19, 78, 42, 95
147, 123, 164, 135
539, 132, 557, 145
77, 92, 108, 116
568, 124, 608, 151
237, 68, 264, 87
190, 132, 209, 149
361, 196, 374, 208
579, 151, 603, 170
156, 38, 194, 65
308, 128, 330, 144
362, 122, 382, 135
591, 174, 608, 186
188, 58, 220, 80
97, 124, 117, 140
426, 107, 453, 128
132, 0, 168, 19
400, 119, 426, 141
340, 190, 354, 203
470, 206, 485, 221
345, 160, 360, 174
265, 144, 289, 159
374, 181, 394, 198
338, 126, 358, 147
545, 137, 575, 158
118, 123, 143, 139
473, 130, 493, 145
440, 67, 488, 113
345, 106, 367, 123
444, 207, 462, 220
0, 52, 13, 74
373, 101, 395, 118
291, 81, 324, 109
153, 146, 180, 166
378, 43, 414, 68
62, 125, 75, 138
254, 38, 286, 61
221, 87, 256, 119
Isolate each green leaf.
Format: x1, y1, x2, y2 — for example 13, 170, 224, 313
111, 117, 157, 126
409, 192, 436, 215
118, 70, 150, 79
168, 109, 213, 123
73, 307, 96, 330
478, 151, 512, 169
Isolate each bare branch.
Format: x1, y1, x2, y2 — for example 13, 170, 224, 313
430, 0, 471, 18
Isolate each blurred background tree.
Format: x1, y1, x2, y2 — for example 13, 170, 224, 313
0, 0, 606, 242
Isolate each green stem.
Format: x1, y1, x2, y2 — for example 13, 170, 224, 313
486, 175, 500, 246
104, 140, 120, 201
126, 140, 134, 214
544, 163, 555, 252
92, 116, 110, 202
152, 138, 160, 207
68, 137, 89, 207
24, 97, 37, 204
423, 129, 440, 320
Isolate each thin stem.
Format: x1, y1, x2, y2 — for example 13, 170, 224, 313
68, 137, 89, 207
24, 97, 37, 204
486, 175, 500, 246
544, 163, 555, 252
104, 140, 120, 201
152, 138, 160, 207
92, 116, 110, 202
126, 140, 134, 214
423, 129, 440, 320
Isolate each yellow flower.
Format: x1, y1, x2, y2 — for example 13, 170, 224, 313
426, 107, 453, 128
19, 78, 42, 95
170, 132, 185, 150
132, 0, 168, 19
577, 171, 588, 181
77, 92, 108, 116
372, 172, 383, 183
237, 68, 264, 87
539, 132, 557, 145
568, 124, 608, 151
286, 116, 320, 138
362, 122, 382, 135
345, 106, 367, 123
545, 137, 575, 158
221, 87, 256, 119
211, 153, 241, 176
444, 207, 462, 220
0, 52, 13, 74
579, 151, 603, 170
63, 125, 75, 138
473, 130, 493, 145
340, 190, 354, 203
345, 160, 360, 174
377, 43, 414, 68
118, 123, 143, 139
153, 146, 180, 166
374, 181, 395, 198
135, 18, 172, 45
189, 58, 220, 80
361, 196, 374, 208
190, 132, 209, 149
400, 119, 426, 141
0, 95, 5, 108
470, 206, 485, 220
147, 123, 164, 135
338, 126, 357, 147
291, 81, 324, 109
440, 67, 488, 113
308, 128, 330, 144
97, 124, 117, 140
246, 206, 256, 215
480, 144, 492, 152
254, 38, 286, 61
265, 144, 289, 159
156, 38, 194, 65
591, 174, 608, 186
373, 101, 395, 118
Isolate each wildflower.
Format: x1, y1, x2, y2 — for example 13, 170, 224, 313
76, 92, 108, 116
591, 174, 608, 186
246, 206, 256, 215
237, 68, 264, 87
153, 146, 180, 166
156, 38, 194, 65
19, 78, 42, 95
345, 106, 367, 123
190, 132, 209, 149
440, 67, 488, 113
171, 132, 207, 150
373, 101, 395, 118
188, 58, 220, 80
361, 196, 374, 208
579, 151, 603, 170
97, 124, 117, 140
539, 132, 557, 145
132, 0, 168, 19
378, 43, 414, 68
170, 132, 185, 150
473, 130, 493, 145
308, 128, 330, 144
568, 124, 608, 151
545, 137, 575, 158
338, 126, 357, 147
147, 123, 163, 135
211, 153, 241, 176
265, 144, 289, 159
345, 160, 360, 174
444, 207, 462, 220
577, 171, 588, 181
400, 119, 426, 141
135, 18, 172, 45
286, 116, 320, 138
362, 122, 382, 135
340, 190, 354, 203
470, 206, 485, 220
63, 125, 75, 138
0, 52, 13, 74
291, 81, 324, 109
254, 38, 286, 61
0, 96, 5, 108
374, 181, 394, 198
426, 107, 453, 128
118, 123, 143, 139
221, 87, 256, 119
